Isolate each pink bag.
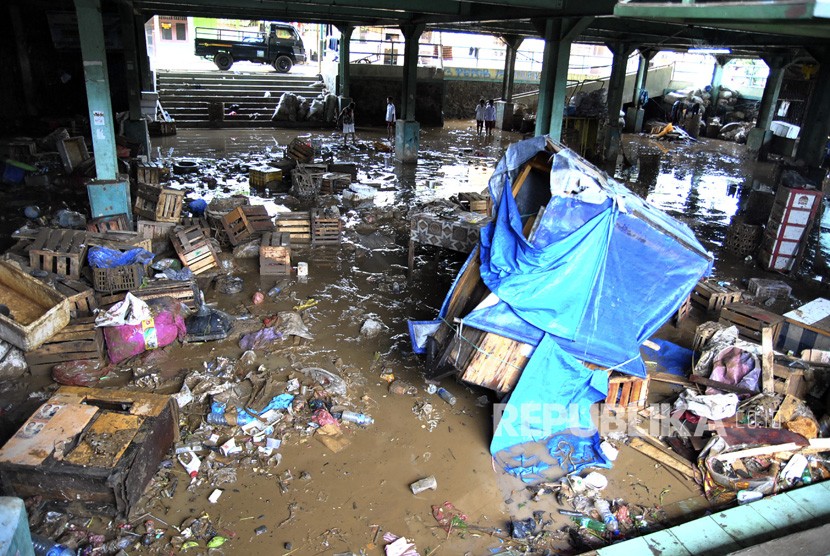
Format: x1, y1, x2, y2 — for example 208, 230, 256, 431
103, 298, 186, 364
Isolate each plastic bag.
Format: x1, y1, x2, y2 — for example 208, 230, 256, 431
103, 297, 186, 363
95, 292, 151, 327
52, 359, 109, 387
88, 246, 154, 269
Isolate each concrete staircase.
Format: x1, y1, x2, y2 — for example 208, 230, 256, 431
157, 70, 327, 128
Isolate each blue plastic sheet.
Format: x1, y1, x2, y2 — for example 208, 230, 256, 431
88, 246, 154, 269
546, 432, 612, 474
211, 393, 294, 426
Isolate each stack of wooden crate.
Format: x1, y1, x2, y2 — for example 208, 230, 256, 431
690, 279, 743, 314
274, 212, 312, 244
319, 172, 352, 194
221, 206, 274, 246
249, 166, 282, 188
171, 225, 219, 275
311, 208, 342, 245
28, 229, 88, 280
24, 317, 105, 378
134, 184, 185, 223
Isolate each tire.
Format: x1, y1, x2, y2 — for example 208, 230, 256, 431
214, 53, 233, 71
274, 55, 293, 73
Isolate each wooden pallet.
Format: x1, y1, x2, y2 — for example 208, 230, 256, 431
92, 264, 147, 294
221, 206, 274, 246
24, 317, 104, 377
690, 279, 743, 313
605, 373, 649, 413
135, 161, 164, 186
28, 229, 88, 280
719, 302, 784, 344
96, 278, 197, 309
134, 184, 185, 223
260, 232, 291, 276
274, 211, 312, 244
249, 166, 282, 187
311, 208, 342, 245
459, 192, 489, 215
171, 226, 219, 275
459, 330, 532, 393
87, 214, 129, 234
287, 138, 313, 162
319, 172, 352, 194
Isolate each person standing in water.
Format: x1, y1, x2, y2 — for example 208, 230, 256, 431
484, 99, 497, 138
474, 99, 486, 136
385, 97, 396, 141
338, 101, 356, 146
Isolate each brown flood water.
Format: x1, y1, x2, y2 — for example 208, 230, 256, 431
6, 121, 829, 554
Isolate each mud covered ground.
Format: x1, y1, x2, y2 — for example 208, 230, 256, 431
6, 121, 830, 555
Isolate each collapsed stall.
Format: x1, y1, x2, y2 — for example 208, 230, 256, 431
415, 136, 713, 461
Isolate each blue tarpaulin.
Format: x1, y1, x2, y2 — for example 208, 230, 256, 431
429, 137, 712, 457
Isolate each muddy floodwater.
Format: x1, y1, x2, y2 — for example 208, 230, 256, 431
4, 121, 829, 554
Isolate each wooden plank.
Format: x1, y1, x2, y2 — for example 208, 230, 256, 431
762, 326, 775, 394
0, 403, 98, 466
65, 412, 142, 467
688, 375, 757, 396
628, 438, 696, 478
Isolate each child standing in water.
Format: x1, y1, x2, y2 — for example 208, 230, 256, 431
474, 99, 486, 136
338, 101, 356, 146
484, 99, 496, 137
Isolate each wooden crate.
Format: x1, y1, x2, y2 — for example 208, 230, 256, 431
719, 302, 784, 344
53, 277, 96, 319
180, 217, 210, 237
275, 211, 312, 244
87, 214, 129, 233
97, 278, 197, 309
249, 166, 283, 187
0, 387, 177, 517
171, 226, 219, 275
693, 321, 728, 352
86, 231, 152, 253
605, 374, 649, 413
287, 138, 313, 162
221, 206, 274, 246
137, 220, 177, 240
134, 184, 185, 223
319, 172, 352, 194
0, 261, 70, 351
459, 331, 532, 393
459, 192, 489, 215
690, 279, 743, 313
24, 317, 104, 377
260, 232, 291, 276
56, 137, 89, 173
311, 208, 342, 245
147, 121, 177, 137
92, 264, 147, 294
28, 229, 88, 280
135, 161, 164, 186
675, 294, 692, 327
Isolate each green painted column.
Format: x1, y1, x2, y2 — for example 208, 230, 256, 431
604, 42, 633, 162
400, 24, 424, 120
796, 50, 830, 168
757, 55, 787, 131
337, 24, 354, 100
534, 17, 592, 140
75, 0, 118, 180
500, 35, 523, 102
632, 48, 655, 105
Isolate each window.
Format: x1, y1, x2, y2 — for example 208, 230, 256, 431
275, 28, 293, 40
159, 16, 187, 41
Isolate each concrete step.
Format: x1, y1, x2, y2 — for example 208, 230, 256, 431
159, 91, 322, 100
170, 119, 331, 129
158, 71, 321, 85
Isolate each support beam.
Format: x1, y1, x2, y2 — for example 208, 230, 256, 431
399, 23, 424, 121
709, 55, 730, 110
604, 41, 633, 162
796, 49, 830, 169
119, 2, 143, 121
632, 48, 656, 105
747, 54, 788, 155
75, 0, 118, 180
534, 17, 593, 139
8, 5, 37, 116
397, 23, 424, 163
336, 24, 354, 100
135, 14, 153, 92
500, 35, 523, 102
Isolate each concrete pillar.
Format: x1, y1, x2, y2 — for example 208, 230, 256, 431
534, 17, 592, 140
632, 48, 655, 105
604, 42, 633, 162
709, 55, 729, 109
396, 24, 424, 163
747, 54, 788, 154
336, 24, 354, 100
500, 35, 523, 102
119, 2, 150, 158
135, 14, 153, 92
75, 0, 118, 180
796, 50, 830, 168
8, 5, 37, 116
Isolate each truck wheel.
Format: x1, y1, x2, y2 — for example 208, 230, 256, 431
214, 53, 233, 71
274, 55, 293, 73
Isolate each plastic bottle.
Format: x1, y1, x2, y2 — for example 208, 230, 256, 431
570, 516, 606, 533
436, 387, 457, 406
340, 410, 374, 426
177, 451, 201, 480
206, 412, 228, 425
593, 499, 619, 534
31, 535, 75, 556
267, 285, 281, 297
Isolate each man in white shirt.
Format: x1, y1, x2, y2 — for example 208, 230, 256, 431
385, 97, 396, 141
474, 99, 486, 136
484, 99, 497, 137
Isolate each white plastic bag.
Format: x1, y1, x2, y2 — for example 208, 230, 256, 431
95, 292, 152, 327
